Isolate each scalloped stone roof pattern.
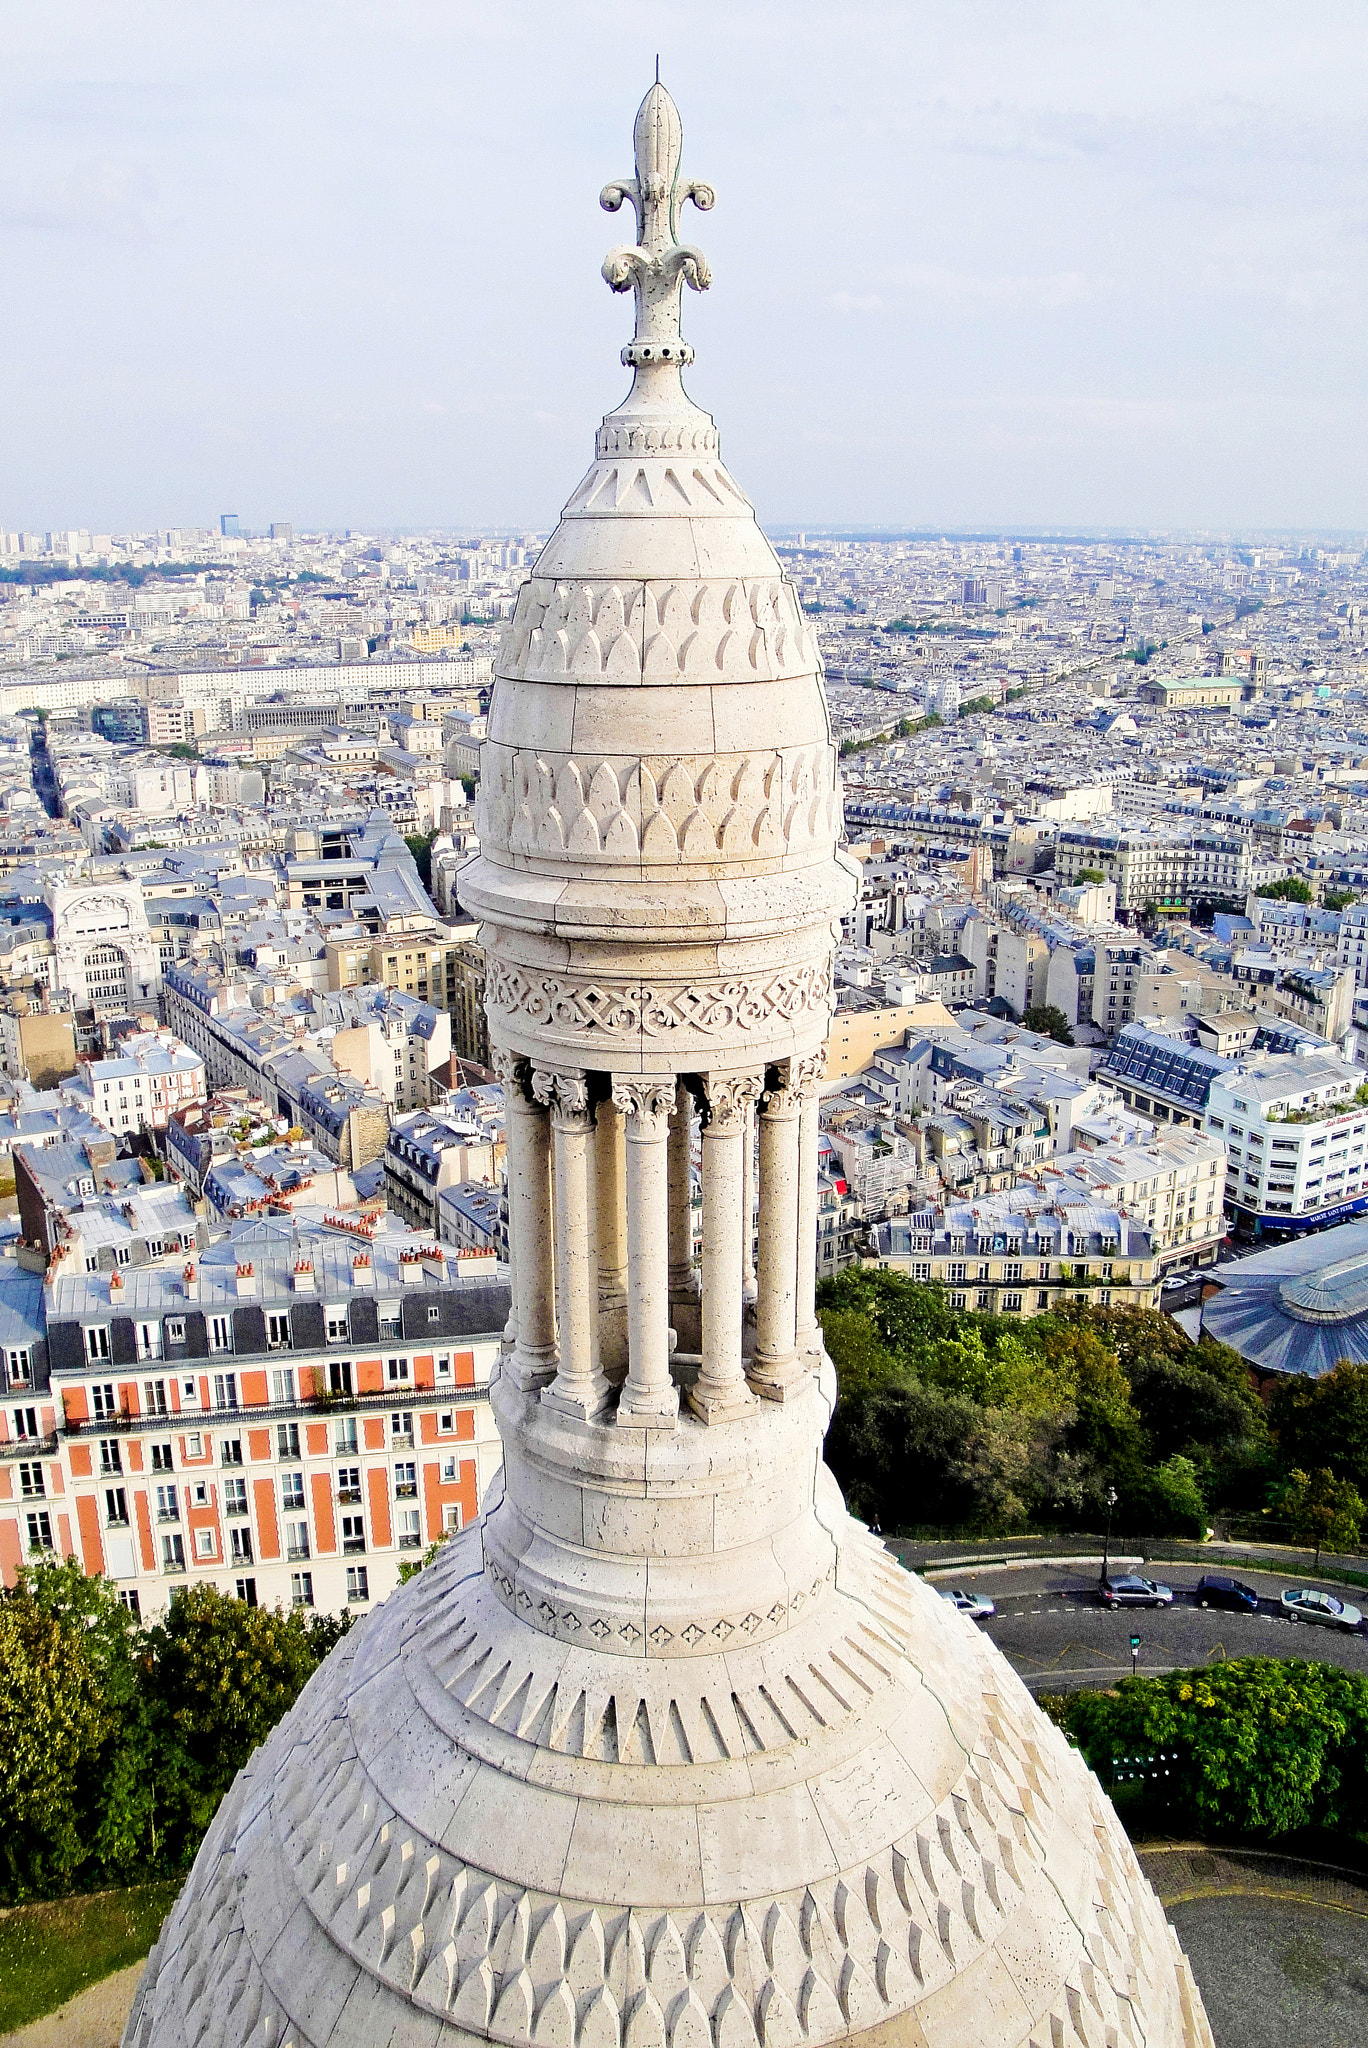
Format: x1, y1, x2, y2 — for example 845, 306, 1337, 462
123, 1513, 1212, 2048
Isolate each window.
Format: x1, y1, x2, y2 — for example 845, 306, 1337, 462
1003, 1263, 1023, 1284
270, 1368, 294, 1405
946, 1264, 966, 1285
1037, 1290, 1051, 1310
291, 1572, 314, 1608
977, 1263, 990, 1281
438, 1410, 454, 1434
86, 1326, 111, 1362
220, 1436, 243, 1467
325, 1308, 349, 1344
195, 1528, 215, 1559
397, 1508, 422, 1549
6, 1347, 31, 1386
1101, 1262, 1113, 1281
441, 1455, 458, 1483
186, 1430, 202, 1457
277, 1421, 300, 1459
337, 1465, 361, 1503
162, 1531, 186, 1571
436, 1354, 452, 1380
90, 1382, 116, 1420
427, 1304, 441, 1324
379, 1301, 401, 1337
911, 1262, 931, 1283
136, 1321, 161, 1360
1001, 1292, 1023, 1313
387, 1357, 410, 1384
390, 1411, 413, 1448
180, 1377, 201, 1410
27, 1509, 53, 1552
208, 1316, 232, 1353
341, 1515, 366, 1554
281, 1471, 305, 1512
13, 1406, 38, 1440
266, 1314, 291, 1351
334, 1417, 358, 1456
155, 1484, 180, 1522
329, 1361, 353, 1397
236, 1578, 258, 1607
230, 1526, 253, 1564
106, 1486, 129, 1526
143, 1378, 168, 1416
286, 1520, 310, 1561
151, 1441, 173, 1471
394, 1461, 417, 1499
213, 1374, 238, 1411
346, 1565, 369, 1603
165, 1317, 186, 1344
947, 1292, 967, 1310
443, 1505, 461, 1533
119, 1589, 141, 1619
19, 1462, 44, 1498
1098, 1289, 1113, 1306
224, 1476, 248, 1517
976, 1290, 991, 1310
99, 1437, 122, 1475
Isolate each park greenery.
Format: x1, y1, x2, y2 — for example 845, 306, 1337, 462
1042, 1661, 1368, 1845
837, 712, 941, 759
817, 1270, 1367, 1547
0, 1563, 348, 1902
1020, 1003, 1075, 1045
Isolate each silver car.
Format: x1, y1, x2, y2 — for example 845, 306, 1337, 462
1100, 1575, 1174, 1608
940, 1588, 996, 1620
1281, 1587, 1363, 1631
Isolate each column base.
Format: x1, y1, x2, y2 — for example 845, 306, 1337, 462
504, 1350, 559, 1394
541, 1375, 613, 1421
615, 1383, 680, 1429
686, 1377, 757, 1425
747, 1353, 808, 1402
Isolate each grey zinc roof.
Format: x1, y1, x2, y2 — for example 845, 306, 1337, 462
1201, 1220, 1368, 1379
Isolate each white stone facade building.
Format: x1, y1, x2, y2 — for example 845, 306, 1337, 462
48, 879, 162, 1017
128, 84, 1213, 2048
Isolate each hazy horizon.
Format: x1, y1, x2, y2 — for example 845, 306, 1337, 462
5, 2, 1368, 537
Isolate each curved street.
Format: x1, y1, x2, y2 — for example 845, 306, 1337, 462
922, 1559, 1368, 1690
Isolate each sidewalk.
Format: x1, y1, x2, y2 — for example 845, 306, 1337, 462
0, 1962, 142, 2048
1138, 1842, 1368, 1916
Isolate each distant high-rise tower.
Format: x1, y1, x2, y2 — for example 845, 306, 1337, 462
270, 520, 293, 542
126, 84, 1214, 2048
219, 512, 240, 537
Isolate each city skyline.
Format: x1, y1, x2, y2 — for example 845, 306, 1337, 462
4, 2, 1368, 533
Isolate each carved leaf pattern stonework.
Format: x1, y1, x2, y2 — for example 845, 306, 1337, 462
485, 961, 834, 1041
477, 743, 840, 866
497, 576, 816, 687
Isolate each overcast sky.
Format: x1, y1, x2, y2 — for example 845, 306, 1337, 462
5, 2, 1368, 536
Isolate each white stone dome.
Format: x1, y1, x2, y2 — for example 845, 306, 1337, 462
126, 82, 1214, 2048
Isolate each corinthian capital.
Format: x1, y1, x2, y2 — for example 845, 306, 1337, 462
701, 1070, 763, 1132
531, 1065, 593, 1125
490, 1045, 529, 1099
789, 1049, 828, 1098
610, 1075, 675, 1134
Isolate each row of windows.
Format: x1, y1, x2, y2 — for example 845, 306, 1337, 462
81, 1355, 459, 1423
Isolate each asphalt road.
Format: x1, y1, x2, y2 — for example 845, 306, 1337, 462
929, 1561, 1368, 1691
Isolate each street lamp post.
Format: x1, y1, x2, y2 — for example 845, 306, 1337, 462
1099, 1485, 1118, 1587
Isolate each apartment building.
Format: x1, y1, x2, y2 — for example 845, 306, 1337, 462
1206, 1052, 1368, 1231
68, 1029, 206, 1135
1044, 1126, 1227, 1269
869, 1194, 1160, 1313
0, 1214, 507, 1614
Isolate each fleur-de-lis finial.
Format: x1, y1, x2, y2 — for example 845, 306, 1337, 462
601, 80, 714, 375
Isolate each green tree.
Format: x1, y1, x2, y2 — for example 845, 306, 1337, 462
1324, 888, 1359, 912
146, 1586, 326, 1863
1044, 1660, 1368, 1840
1257, 876, 1313, 903
0, 1572, 112, 1896
1021, 1003, 1074, 1045
405, 830, 436, 890
1074, 867, 1106, 884
1281, 1466, 1365, 1564
1270, 1358, 1368, 1497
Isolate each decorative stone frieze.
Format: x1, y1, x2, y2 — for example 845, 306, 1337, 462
485, 959, 833, 1041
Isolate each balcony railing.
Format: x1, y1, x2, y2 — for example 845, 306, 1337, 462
337, 1487, 362, 1505
342, 1535, 366, 1555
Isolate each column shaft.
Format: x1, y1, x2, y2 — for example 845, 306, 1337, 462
501, 1062, 557, 1390
750, 1075, 802, 1400
689, 1074, 759, 1423
594, 1097, 629, 1382
795, 1061, 824, 1360
741, 1098, 757, 1304
536, 1070, 609, 1419
613, 1078, 678, 1427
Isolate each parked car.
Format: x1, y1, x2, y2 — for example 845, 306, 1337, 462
939, 1588, 996, 1620
1195, 1574, 1259, 1614
1280, 1587, 1363, 1631
1100, 1575, 1174, 1608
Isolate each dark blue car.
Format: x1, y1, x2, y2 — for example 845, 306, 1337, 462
1196, 1574, 1259, 1613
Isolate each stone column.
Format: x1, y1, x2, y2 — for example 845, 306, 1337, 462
792, 1051, 827, 1363
534, 1068, 609, 1419
490, 1046, 521, 1354
612, 1076, 679, 1428
750, 1064, 803, 1401
689, 1072, 761, 1424
741, 1097, 757, 1306
594, 1096, 629, 1383
496, 1048, 557, 1391
668, 1079, 700, 1351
